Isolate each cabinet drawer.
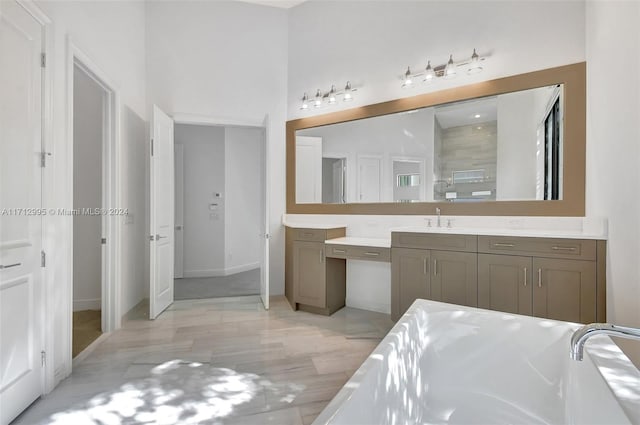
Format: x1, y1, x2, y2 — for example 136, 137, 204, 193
293, 228, 326, 242
325, 244, 391, 262
392, 232, 477, 252
478, 236, 596, 261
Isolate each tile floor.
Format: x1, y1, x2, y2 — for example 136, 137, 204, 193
14, 296, 394, 425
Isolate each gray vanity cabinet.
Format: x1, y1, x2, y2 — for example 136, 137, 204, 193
392, 233, 605, 323
293, 241, 327, 308
285, 226, 347, 315
391, 233, 478, 321
430, 250, 478, 308
533, 258, 596, 323
391, 248, 431, 321
478, 254, 533, 315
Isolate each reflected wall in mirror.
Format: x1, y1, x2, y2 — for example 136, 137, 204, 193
296, 84, 563, 204
286, 62, 585, 216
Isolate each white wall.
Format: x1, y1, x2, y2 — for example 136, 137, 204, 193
36, 0, 148, 385
288, 1, 585, 120
496, 91, 539, 200
146, 0, 288, 294
585, 0, 640, 365
224, 127, 263, 273
176, 124, 226, 277
72, 66, 103, 312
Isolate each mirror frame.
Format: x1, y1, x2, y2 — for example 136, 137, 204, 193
286, 62, 586, 216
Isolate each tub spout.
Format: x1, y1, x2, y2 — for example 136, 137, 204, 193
570, 323, 640, 361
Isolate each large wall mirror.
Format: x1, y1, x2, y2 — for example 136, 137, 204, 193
286, 63, 585, 216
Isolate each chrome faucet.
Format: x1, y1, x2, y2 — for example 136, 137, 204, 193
570, 323, 640, 361
436, 207, 441, 227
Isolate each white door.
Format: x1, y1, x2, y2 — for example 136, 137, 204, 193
150, 106, 175, 319
260, 118, 270, 309
358, 156, 382, 202
332, 159, 345, 203
0, 1, 44, 423
295, 136, 322, 203
174, 143, 184, 279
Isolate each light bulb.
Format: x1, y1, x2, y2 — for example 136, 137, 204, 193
328, 85, 337, 104
314, 89, 322, 108
468, 48, 483, 74
444, 55, 456, 79
343, 81, 353, 101
423, 61, 435, 83
300, 93, 309, 110
402, 66, 413, 88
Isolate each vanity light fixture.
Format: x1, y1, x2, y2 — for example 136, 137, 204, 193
314, 89, 323, 108
328, 85, 337, 104
467, 48, 483, 74
299, 81, 357, 111
423, 61, 435, 83
399, 49, 487, 88
444, 55, 457, 79
402, 67, 413, 88
343, 81, 353, 101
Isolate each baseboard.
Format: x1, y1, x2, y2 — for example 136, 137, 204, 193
73, 298, 101, 311
224, 262, 260, 275
346, 297, 391, 315
183, 262, 260, 278
122, 297, 149, 322
73, 332, 110, 367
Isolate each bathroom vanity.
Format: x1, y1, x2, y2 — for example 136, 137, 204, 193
391, 229, 606, 323
284, 224, 606, 324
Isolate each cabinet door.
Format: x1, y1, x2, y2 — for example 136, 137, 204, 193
533, 258, 596, 323
431, 250, 478, 307
293, 241, 326, 308
478, 254, 532, 315
391, 248, 430, 321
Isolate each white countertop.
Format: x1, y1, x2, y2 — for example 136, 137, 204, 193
390, 226, 607, 240
284, 223, 348, 230
324, 237, 391, 248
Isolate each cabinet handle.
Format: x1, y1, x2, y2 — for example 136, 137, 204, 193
319, 250, 324, 263
302, 232, 314, 237
0, 263, 21, 270
538, 268, 542, 288
423, 258, 428, 275
333, 249, 346, 254
523, 267, 527, 287
434, 259, 438, 276
364, 252, 380, 257
493, 243, 515, 248
551, 246, 576, 251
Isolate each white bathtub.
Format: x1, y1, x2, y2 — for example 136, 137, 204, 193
313, 300, 640, 425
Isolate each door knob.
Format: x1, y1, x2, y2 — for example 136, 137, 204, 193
156, 234, 168, 240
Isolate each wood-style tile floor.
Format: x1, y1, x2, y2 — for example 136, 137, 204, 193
15, 296, 394, 425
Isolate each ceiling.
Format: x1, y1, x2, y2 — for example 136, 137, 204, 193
235, 0, 308, 9
434, 97, 498, 129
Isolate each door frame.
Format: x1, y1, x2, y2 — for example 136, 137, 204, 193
15, 0, 54, 395
172, 113, 271, 308
61, 37, 122, 375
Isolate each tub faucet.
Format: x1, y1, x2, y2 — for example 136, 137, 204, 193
436, 207, 441, 227
570, 323, 640, 361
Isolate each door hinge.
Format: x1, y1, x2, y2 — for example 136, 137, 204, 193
41, 53, 46, 68
41, 350, 46, 367
151, 138, 154, 157
41, 251, 46, 268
